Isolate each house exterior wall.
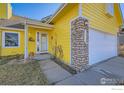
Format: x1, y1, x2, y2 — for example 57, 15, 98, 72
81, 3, 122, 66
0, 4, 7, 19
0, 27, 52, 57
82, 3, 120, 35
49, 4, 78, 65
28, 27, 52, 54
0, 3, 12, 19
0, 29, 24, 56
114, 4, 123, 26
0, 3, 122, 66
49, 3, 122, 65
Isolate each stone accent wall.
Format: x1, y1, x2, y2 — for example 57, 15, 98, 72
71, 16, 89, 72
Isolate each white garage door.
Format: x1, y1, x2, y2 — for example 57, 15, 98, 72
89, 28, 117, 65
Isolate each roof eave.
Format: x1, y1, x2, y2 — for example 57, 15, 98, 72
46, 3, 68, 24
0, 26, 24, 31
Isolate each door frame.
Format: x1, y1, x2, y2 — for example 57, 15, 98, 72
36, 31, 48, 54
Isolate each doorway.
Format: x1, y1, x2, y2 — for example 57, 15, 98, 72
36, 32, 48, 53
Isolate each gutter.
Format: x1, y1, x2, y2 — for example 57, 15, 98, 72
26, 21, 54, 29
0, 26, 24, 31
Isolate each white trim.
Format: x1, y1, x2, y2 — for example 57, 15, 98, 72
0, 27, 24, 31
24, 22, 28, 59
36, 31, 38, 53
79, 3, 82, 16
41, 32, 48, 53
36, 31, 48, 54
2, 31, 20, 48
6, 4, 8, 19
89, 26, 117, 36
70, 19, 72, 65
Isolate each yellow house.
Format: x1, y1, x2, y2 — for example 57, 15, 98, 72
0, 3, 123, 71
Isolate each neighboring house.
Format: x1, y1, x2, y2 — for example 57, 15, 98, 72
41, 15, 53, 23
0, 3, 123, 71
118, 25, 124, 56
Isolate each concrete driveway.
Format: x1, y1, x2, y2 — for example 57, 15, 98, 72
56, 57, 124, 85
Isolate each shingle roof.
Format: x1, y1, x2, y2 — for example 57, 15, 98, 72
0, 15, 53, 29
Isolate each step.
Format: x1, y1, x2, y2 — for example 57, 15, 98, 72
33, 53, 51, 60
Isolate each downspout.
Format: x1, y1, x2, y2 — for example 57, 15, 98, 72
24, 21, 28, 60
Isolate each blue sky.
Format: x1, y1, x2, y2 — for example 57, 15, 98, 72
11, 3, 61, 20
120, 3, 124, 18
12, 3, 124, 20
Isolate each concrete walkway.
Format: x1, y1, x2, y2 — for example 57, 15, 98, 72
56, 57, 124, 85
39, 57, 124, 85
39, 59, 72, 84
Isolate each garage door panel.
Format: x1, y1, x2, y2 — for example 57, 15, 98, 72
89, 29, 117, 65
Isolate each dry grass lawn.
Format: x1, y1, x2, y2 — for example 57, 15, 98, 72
0, 61, 48, 85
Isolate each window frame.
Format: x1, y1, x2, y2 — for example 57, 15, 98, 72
2, 31, 20, 48
106, 3, 114, 16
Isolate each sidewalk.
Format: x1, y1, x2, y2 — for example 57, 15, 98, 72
39, 59, 72, 84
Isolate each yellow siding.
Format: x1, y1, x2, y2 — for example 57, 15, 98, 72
114, 4, 123, 26
1, 30, 24, 56
0, 27, 52, 56
28, 27, 51, 54
49, 4, 78, 64
0, 3, 122, 65
0, 3, 12, 19
82, 3, 119, 35
0, 3, 7, 19
28, 27, 36, 54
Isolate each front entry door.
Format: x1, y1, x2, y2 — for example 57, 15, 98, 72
36, 32, 48, 53
41, 34, 48, 52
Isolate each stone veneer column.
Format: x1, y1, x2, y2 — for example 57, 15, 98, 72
71, 16, 89, 72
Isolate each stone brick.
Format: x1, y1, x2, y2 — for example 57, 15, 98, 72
71, 16, 89, 72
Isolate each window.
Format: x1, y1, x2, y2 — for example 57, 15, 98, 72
106, 4, 114, 16
2, 32, 20, 48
